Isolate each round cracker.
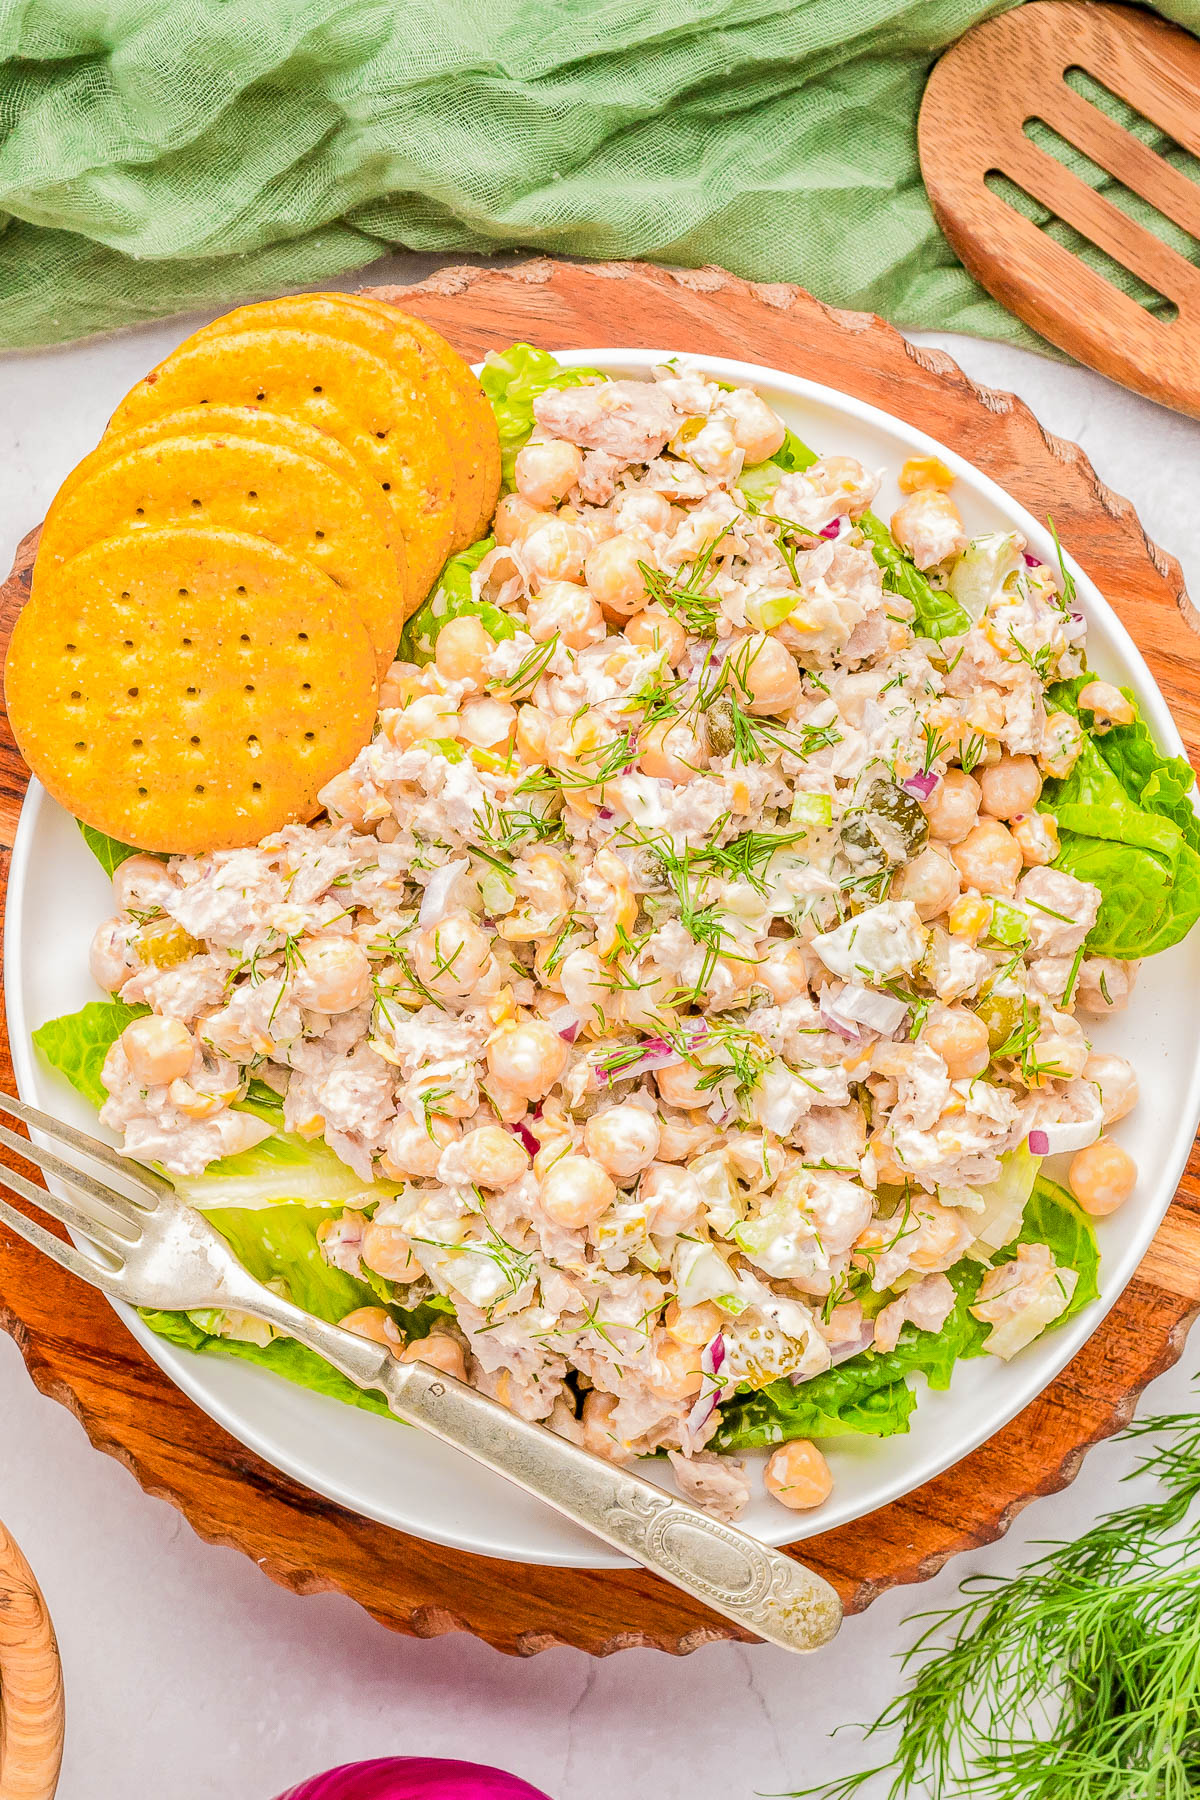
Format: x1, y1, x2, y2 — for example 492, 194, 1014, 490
60, 404, 407, 598
190, 293, 486, 553
108, 329, 457, 610
36, 434, 405, 675
342, 294, 501, 543
5, 527, 378, 854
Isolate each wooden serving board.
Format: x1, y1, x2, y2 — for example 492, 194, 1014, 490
2, 259, 1200, 1657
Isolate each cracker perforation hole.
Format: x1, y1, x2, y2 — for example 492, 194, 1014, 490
127, 686, 139, 698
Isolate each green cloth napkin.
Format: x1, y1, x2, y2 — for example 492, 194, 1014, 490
0, 0, 1196, 351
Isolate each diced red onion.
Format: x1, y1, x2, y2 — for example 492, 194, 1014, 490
1028, 1129, 1049, 1155
819, 518, 842, 539
596, 1021, 707, 1086
682, 1332, 727, 1439
1023, 552, 1041, 568
598, 806, 614, 820
901, 770, 938, 801
547, 1004, 582, 1042
272, 1759, 554, 1800
418, 858, 469, 929
819, 1002, 861, 1043
506, 1118, 540, 1157
826, 1321, 877, 1367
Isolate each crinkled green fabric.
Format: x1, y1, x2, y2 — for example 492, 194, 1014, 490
0, 0, 1196, 351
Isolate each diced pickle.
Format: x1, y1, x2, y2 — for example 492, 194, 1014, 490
975, 993, 1020, 1052
137, 919, 205, 969
840, 780, 929, 869
706, 696, 735, 759
865, 780, 929, 854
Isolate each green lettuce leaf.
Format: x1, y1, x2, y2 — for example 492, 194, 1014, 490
78, 821, 155, 877
715, 1178, 1097, 1452
738, 427, 969, 641
398, 536, 517, 666
480, 342, 608, 488
140, 1202, 454, 1414
1041, 681, 1200, 957
169, 1129, 397, 1212
32, 999, 149, 1108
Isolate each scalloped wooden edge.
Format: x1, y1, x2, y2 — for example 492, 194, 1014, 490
1, 258, 1198, 1656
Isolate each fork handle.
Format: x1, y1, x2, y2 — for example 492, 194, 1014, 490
260, 1302, 842, 1652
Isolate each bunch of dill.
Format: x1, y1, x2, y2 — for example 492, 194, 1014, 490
794, 1392, 1200, 1800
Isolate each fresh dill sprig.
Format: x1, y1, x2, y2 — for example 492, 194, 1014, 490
790, 1389, 1200, 1800
1046, 515, 1078, 610
637, 530, 728, 636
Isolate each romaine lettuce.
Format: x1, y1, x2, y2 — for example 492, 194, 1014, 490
78, 821, 152, 876
399, 536, 516, 666
1041, 679, 1200, 957
479, 342, 607, 487
140, 1202, 451, 1412
714, 1178, 1097, 1452
32, 999, 149, 1109
739, 426, 970, 642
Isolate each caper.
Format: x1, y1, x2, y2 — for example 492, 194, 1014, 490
136, 919, 205, 969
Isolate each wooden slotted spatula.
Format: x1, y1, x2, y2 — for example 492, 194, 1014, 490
918, 1, 1200, 416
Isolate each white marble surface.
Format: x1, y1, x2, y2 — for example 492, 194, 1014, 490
2, 256, 1198, 1800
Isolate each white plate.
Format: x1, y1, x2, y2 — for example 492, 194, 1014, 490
8, 347, 1200, 1568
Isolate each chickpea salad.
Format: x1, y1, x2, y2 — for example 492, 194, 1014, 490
34, 345, 1200, 1524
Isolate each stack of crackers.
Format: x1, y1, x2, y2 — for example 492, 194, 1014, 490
5, 292, 500, 855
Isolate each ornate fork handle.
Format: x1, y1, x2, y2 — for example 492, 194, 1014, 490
253, 1295, 843, 1652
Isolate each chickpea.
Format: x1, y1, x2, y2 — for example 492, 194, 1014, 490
585, 1104, 661, 1180
951, 819, 1023, 897
378, 658, 422, 711
559, 946, 608, 1015
979, 755, 1043, 820
585, 533, 651, 620
581, 1389, 628, 1461
921, 1007, 990, 1079
640, 717, 705, 783
379, 1113, 458, 1181
655, 1061, 713, 1111
90, 917, 139, 994
401, 1333, 468, 1379
624, 605, 688, 665
1011, 811, 1059, 867
1082, 1052, 1139, 1124
514, 438, 584, 508
318, 769, 373, 830
654, 1117, 715, 1164
1078, 679, 1135, 733
290, 934, 373, 1014
493, 493, 543, 547
458, 695, 517, 753
890, 490, 967, 570
526, 580, 604, 649
764, 1440, 834, 1511
737, 633, 802, 716
663, 1297, 722, 1347
112, 853, 177, 913
523, 518, 588, 584
340, 1306, 402, 1352
921, 769, 982, 844
725, 390, 786, 464
413, 912, 492, 999
1039, 711, 1084, 780
1069, 1137, 1137, 1216
433, 615, 496, 691
641, 1162, 704, 1233
486, 1020, 569, 1100
894, 845, 960, 921
649, 1328, 705, 1400
361, 1221, 423, 1284
515, 704, 554, 765
540, 1154, 617, 1227
758, 944, 809, 1005
122, 1014, 194, 1086
611, 488, 674, 538
457, 1124, 529, 1189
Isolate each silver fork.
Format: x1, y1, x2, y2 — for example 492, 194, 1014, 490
0, 1091, 842, 1652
